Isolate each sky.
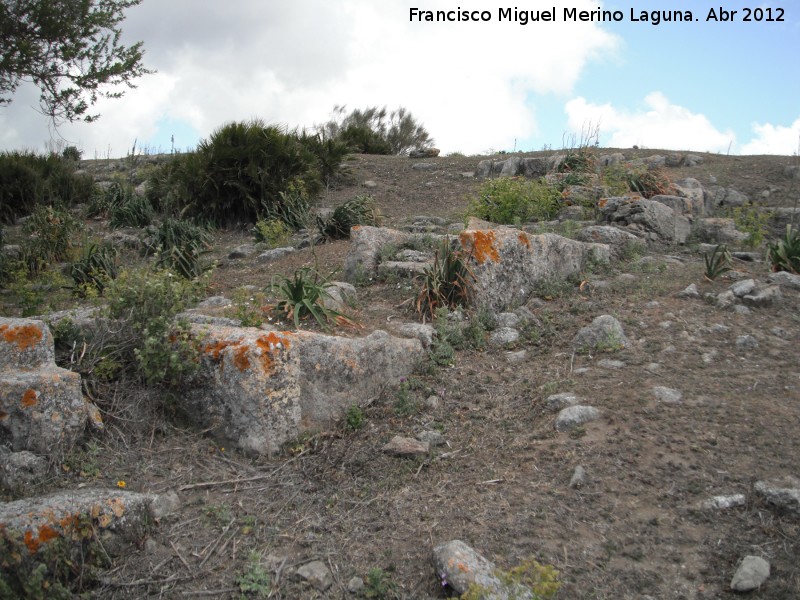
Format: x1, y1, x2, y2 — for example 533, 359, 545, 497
1, 0, 798, 158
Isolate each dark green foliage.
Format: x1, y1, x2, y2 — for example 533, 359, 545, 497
61, 145, 82, 162
109, 188, 154, 229
318, 105, 434, 155
416, 238, 475, 321
299, 131, 353, 185
272, 267, 345, 330
317, 194, 381, 240
22, 204, 83, 274
70, 242, 118, 296
557, 146, 597, 176
470, 177, 561, 224
703, 244, 732, 281
147, 218, 212, 279
0, 151, 95, 223
145, 120, 322, 227
0, 0, 152, 124
767, 224, 800, 274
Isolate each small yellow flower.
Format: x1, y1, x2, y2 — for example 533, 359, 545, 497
116, 480, 126, 489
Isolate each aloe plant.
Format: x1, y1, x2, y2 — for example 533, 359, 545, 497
416, 237, 475, 320
767, 224, 800, 274
703, 244, 732, 281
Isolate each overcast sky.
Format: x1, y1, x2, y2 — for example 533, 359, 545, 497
1, 0, 798, 157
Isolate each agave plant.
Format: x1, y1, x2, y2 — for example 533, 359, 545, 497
703, 244, 732, 281
767, 224, 800, 274
415, 237, 475, 321
272, 267, 349, 331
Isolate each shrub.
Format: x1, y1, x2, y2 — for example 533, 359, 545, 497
731, 204, 772, 248
767, 224, 800, 274
318, 105, 434, 155
146, 120, 321, 227
147, 218, 212, 279
557, 146, 597, 177
317, 194, 381, 240
623, 165, 672, 198
0, 151, 94, 223
416, 238, 475, 321
69, 243, 118, 296
299, 131, 352, 185
252, 218, 292, 248
470, 177, 561, 225
22, 204, 83, 274
105, 268, 203, 387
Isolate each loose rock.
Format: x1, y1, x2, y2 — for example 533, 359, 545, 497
730, 556, 770, 592
555, 405, 601, 432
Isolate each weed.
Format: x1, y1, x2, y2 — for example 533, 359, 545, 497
460, 557, 560, 600
228, 289, 268, 327
767, 224, 800, 273
623, 164, 672, 198
252, 217, 292, 248
236, 551, 272, 597
203, 503, 232, 526
364, 567, 399, 599
703, 244, 733, 281
416, 238, 475, 321
730, 204, 772, 248
469, 177, 561, 225
394, 379, 419, 416
345, 405, 365, 431
317, 194, 381, 240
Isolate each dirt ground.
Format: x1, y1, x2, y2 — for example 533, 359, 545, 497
3, 149, 800, 598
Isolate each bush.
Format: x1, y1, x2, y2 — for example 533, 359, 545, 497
146, 120, 322, 227
767, 224, 800, 274
0, 151, 95, 224
22, 204, 83, 274
317, 194, 381, 240
147, 218, 212, 279
105, 268, 203, 387
318, 105, 434, 155
623, 165, 672, 198
469, 177, 561, 224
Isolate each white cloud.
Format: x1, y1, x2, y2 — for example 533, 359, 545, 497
564, 92, 736, 153
0, 0, 619, 156
740, 118, 800, 155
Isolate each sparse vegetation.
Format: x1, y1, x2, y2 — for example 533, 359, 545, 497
767, 224, 800, 273
69, 242, 118, 296
318, 105, 434, 155
272, 267, 348, 330
703, 244, 733, 281
147, 218, 212, 279
252, 217, 292, 248
317, 194, 381, 240
21, 204, 84, 274
416, 238, 475, 321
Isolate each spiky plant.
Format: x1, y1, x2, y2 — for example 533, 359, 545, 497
272, 268, 349, 331
703, 244, 733, 281
317, 195, 381, 240
767, 224, 800, 274
416, 238, 475, 321
70, 243, 118, 296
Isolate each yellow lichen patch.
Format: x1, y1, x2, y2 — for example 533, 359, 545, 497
0, 323, 43, 351
460, 230, 500, 264
21, 389, 38, 408
518, 232, 532, 249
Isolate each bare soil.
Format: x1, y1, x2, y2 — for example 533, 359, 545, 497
3, 149, 800, 599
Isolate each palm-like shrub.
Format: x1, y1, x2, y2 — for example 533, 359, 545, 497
416, 238, 475, 321
147, 218, 212, 279
317, 195, 381, 240
70, 243, 118, 296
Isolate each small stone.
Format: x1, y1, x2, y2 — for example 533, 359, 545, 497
506, 350, 527, 364
295, 560, 333, 591
488, 327, 520, 347
736, 335, 758, 351
645, 363, 662, 372
678, 283, 700, 298
150, 490, 181, 519
653, 386, 682, 404
702, 351, 718, 364
733, 305, 751, 315
742, 285, 782, 308
546, 393, 580, 411
417, 430, 445, 447
555, 405, 601, 432
730, 279, 756, 297
716, 290, 737, 308
424, 395, 440, 410
363, 180, 377, 188
709, 324, 730, 334
573, 315, 629, 352
569, 465, 587, 488
347, 576, 365, 593
701, 494, 746, 510
383, 436, 429, 457
228, 244, 256, 259
597, 359, 625, 369
730, 556, 770, 592
257, 247, 294, 263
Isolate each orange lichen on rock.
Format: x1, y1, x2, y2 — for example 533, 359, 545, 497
518, 232, 532, 248
203, 339, 241, 361
0, 323, 43, 350
254, 332, 292, 372
21, 389, 38, 408
460, 230, 500, 265
233, 346, 251, 371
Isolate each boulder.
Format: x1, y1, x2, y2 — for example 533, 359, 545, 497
694, 218, 748, 245
0, 318, 54, 371
344, 226, 436, 282
673, 178, 706, 216
409, 147, 440, 158
459, 228, 609, 312
650, 194, 698, 217
705, 186, 749, 211
573, 315, 629, 352
600, 197, 691, 243
576, 226, 645, 259
754, 477, 800, 515
184, 325, 423, 455
0, 448, 48, 493
767, 271, 800, 291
